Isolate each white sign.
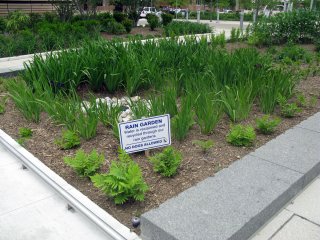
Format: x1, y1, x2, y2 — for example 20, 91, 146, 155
118, 114, 171, 153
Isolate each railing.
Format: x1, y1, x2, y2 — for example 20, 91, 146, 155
0, 1, 54, 16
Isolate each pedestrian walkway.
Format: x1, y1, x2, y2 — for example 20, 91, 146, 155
0, 133, 139, 240
251, 176, 320, 240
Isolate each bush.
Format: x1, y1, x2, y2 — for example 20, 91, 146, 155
161, 13, 173, 26
105, 20, 126, 34
91, 149, 148, 204
249, 10, 320, 46
226, 124, 256, 147
0, 17, 6, 33
147, 14, 159, 31
55, 130, 81, 150
113, 11, 126, 23
164, 21, 211, 36
64, 149, 104, 177
123, 18, 133, 33
6, 11, 30, 33
256, 115, 281, 134
276, 44, 312, 64
148, 146, 182, 177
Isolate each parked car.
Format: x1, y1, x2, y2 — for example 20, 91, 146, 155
140, 7, 161, 18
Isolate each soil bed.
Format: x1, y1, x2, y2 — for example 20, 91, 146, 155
0, 43, 319, 232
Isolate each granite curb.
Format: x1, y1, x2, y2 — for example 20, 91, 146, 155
141, 112, 320, 240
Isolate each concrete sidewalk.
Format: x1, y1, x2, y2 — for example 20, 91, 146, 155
251, 176, 320, 240
0, 133, 140, 240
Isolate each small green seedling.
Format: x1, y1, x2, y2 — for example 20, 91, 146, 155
55, 130, 81, 150
19, 127, 32, 138
256, 115, 281, 135
226, 124, 256, 147
64, 149, 104, 177
192, 140, 214, 153
148, 146, 182, 177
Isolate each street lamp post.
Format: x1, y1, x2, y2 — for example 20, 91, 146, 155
210, 0, 213, 22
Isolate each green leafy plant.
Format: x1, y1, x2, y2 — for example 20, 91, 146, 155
19, 127, 32, 138
226, 124, 256, 147
6, 11, 30, 33
278, 95, 301, 118
122, 18, 133, 33
17, 127, 32, 146
161, 13, 173, 26
91, 149, 148, 204
0, 96, 7, 114
147, 14, 159, 31
192, 140, 214, 153
64, 149, 104, 177
256, 115, 281, 135
164, 21, 211, 36
55, 130, 81, 150
148, 146, 182, 177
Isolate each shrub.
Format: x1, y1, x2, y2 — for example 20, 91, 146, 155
148, 146, 182, 177
161, 13, 173, 26
0, 17, 6, 33
55, 130, 81, 150
256, 115, 281, 134
64, 149, 104, 177
113, 11, 126, 23
164, 21, 211, 36
226, 124, 256, 147
123, 18, 133, 33
147, 14, 159, 31
277, 44, 312, 64
249, 10, 320, 46
6, 11, 30, 33
192, 140, 214, 153
107, 21, 126, 34
91, 149, 148, 204
19, 127, 33, 138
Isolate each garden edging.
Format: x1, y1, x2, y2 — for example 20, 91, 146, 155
140, 112, 320, 240
0, 129, 140, 240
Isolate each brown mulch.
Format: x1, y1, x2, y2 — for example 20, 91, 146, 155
0, 44, 320, 232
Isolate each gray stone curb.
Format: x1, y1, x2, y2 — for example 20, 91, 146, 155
0, 129, 140, 240
141, 113, 320, 240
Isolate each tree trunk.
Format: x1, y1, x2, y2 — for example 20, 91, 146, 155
102, 0, 109, 6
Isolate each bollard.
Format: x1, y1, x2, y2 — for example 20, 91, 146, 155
253, 11, 256, 23
240, 10, 244, 34
186, 9, 189, 20
216, 9, 220, 22
197, 9, 200, 23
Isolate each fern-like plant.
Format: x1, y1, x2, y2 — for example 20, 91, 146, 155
148, 146, 182, 177
64, 149, 104, 177
226, 124, 256, 147
192, 140, 214, 153
55, 130, 81, 150
256, 115, 281, 134
91, 149, 148, 204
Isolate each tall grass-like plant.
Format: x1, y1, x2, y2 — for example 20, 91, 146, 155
194, 92, 223, 134
7, 79, 41, 123
221, 85, 254, 122
164, 21, 212, 36
171, 95, 194, 141
96, 99, 122, 127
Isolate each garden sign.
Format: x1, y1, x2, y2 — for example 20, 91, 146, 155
118, 114, 171, 153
